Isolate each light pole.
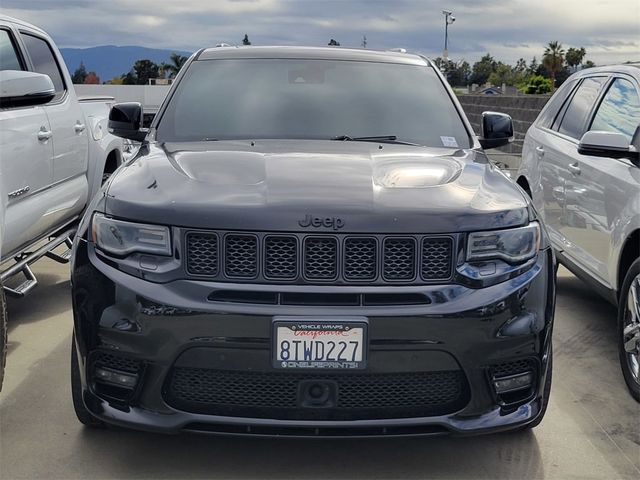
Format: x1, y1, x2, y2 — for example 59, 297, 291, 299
442, 10, 455, 60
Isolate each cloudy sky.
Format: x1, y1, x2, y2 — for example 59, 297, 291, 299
3, 0, 639, 65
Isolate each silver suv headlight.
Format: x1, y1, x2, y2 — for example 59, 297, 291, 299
467, 222, 540, 264
92, 213, 171, 256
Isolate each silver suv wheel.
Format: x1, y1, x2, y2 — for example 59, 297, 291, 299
623, 273, 640, 383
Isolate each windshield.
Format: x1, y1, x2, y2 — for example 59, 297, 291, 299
156, 58, 471, 148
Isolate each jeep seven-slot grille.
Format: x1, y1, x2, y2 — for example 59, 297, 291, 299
304, 237, 338, 280
185, 231, 454, 285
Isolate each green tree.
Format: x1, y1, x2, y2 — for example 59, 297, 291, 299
132, 59, 160, 85
449, 60, 471, 86
242, 34, 251, 46
328, 39, 340, 46
121, 70, 137, 85
514, 58, 527, 73
583, 60, 596, 69
433, 58, 470, 86
528, 56, 539, 75
106, 76, 124, 85
164, 53, 188, 78
71, 61, 87, 84
487, 62, 514, 86
521, 75, 552, 94
470, 54, 496, 85
565, 47, 586, 71
542, 41, 565, 90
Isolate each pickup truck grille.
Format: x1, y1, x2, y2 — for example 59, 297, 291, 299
185, 231, 454, 285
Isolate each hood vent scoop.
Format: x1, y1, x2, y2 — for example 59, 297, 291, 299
374, 158, 463, 188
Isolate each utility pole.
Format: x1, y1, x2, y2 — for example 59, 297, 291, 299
442, 10, 455, 60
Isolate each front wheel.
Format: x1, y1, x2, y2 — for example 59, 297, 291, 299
618, 259, 640, 402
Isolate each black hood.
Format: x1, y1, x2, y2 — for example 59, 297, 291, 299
105, 140, 529, 234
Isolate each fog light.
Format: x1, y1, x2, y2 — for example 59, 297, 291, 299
493, 372, 534, 394
95, 367, 138, 388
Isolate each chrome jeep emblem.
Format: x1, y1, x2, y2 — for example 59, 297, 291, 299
298, 214, 345, 230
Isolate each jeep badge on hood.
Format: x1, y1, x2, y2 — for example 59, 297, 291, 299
298, 214, 345, 230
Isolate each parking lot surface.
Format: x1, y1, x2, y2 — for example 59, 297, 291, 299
0, 259, 638, 479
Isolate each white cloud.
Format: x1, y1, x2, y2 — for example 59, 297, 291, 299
2, 0, 639, 64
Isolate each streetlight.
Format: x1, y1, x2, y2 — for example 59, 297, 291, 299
442, 10, 455, 60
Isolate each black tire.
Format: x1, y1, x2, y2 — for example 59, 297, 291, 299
618, 259, 640, 402
71, 335, 105, 427
513, 346, 553, 432
0, 282, 6, 392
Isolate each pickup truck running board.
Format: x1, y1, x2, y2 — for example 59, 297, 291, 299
1, 228, 77, 298
44, 237, 74, 264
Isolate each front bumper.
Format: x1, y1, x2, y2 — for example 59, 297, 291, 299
72, 241, 555, 437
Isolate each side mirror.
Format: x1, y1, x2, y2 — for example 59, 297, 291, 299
479, 111, 514, 150
108, 102, 147, 142
578, 130, 639, 161
0, 70, 55, 108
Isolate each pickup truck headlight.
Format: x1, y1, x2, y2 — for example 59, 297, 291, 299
92, 213, 171, 256
467, 222, 540, 264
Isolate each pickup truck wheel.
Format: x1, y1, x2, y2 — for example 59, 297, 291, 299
619, 259, 640, 402
71, 337, 105, 427
0, 282, 6, 392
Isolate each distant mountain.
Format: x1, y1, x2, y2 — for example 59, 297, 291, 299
60, 45, 193, 82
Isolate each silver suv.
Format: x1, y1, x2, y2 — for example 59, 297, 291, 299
516, 64, 640, 401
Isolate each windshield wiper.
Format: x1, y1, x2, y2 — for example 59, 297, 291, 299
331, 135, 420, 146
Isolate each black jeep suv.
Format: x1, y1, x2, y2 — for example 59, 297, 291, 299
70, 46, 555, 436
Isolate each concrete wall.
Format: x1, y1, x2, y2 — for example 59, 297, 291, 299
458, 94, 550, 170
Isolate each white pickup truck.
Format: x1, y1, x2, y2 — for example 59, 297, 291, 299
0, 16, 124, 389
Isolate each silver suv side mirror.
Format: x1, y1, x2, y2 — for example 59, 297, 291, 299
578, 130, 639, 162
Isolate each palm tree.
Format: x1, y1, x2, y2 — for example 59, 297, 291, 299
158, 62, 170, 79
165, 53, 189, 78
542, 41, 565, 91
565, 47, 586, 72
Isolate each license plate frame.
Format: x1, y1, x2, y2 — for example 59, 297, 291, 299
272, 317, 368, 370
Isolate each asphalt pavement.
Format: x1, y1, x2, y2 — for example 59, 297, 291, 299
0, 259, 638, 479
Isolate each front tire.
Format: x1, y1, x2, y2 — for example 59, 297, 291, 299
618, 259, 640, 402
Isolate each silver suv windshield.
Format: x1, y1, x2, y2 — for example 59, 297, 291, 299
155, 58, 471, 148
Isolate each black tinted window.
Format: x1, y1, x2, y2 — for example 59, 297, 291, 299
157, 59, 471, 147
557, 77, 606, 139
21, 33, 65, 98
0, 29, 22, 71
536, 79, 578, 128
590, 78, 640, 141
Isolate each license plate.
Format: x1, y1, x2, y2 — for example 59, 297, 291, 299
272, 318, 367, 369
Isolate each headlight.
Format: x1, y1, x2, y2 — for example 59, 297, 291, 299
92, 213, 171, 256
467, 222, 540, 264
